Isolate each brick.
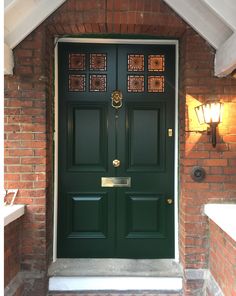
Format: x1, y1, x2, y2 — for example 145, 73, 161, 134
8, 149, 34, 156
16, 66, 33, 75
21, 157, 46, 165
223, 135, 236, 143
209, 221, 236, 296
16, 49, 33, 60
200, 159, 228, 166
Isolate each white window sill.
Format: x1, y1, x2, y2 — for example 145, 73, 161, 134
4, 205, 25, 226
204, 203, 236, 242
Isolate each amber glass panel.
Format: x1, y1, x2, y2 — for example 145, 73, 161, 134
128, 54, 144, 72
69, 75, 86, 92
148, 55, 165, 72
148, 76, 164, 92
90, 54, 107, 71
128, 75, 144, 92
69, 53, 86, 70
89, 75, 107, 92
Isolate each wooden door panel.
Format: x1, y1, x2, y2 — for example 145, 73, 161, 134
116, 190, 174, 258
66, 193, 108, 239
125, 193, 166, 238
67, 103, 108, 172
126, 103, 165, 172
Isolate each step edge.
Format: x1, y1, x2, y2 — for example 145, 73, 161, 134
49, 276, 183, 292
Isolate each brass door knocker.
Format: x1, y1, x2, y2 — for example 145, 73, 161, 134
111, 90, 123, 109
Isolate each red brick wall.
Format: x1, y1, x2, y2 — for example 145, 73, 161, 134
208, 220, 236, 296
4, 26, 48, 294
4, 217, 24, 293
4, 0, 236, 294
180, 28, 236, 271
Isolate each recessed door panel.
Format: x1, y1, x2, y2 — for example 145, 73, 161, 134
67, 104, 108, 171
74, 110, 101, 165
126, 194, 166, 238
67, 193, 108, 239
126, 103, 165, 171
58, 42, 175, 258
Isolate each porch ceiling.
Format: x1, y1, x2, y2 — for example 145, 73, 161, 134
4, 0, 236, 77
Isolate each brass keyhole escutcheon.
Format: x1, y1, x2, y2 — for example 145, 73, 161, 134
113, 159, 121, 168
166, 198, 173, 205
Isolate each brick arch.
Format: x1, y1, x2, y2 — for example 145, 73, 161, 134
45, 0, 186, 37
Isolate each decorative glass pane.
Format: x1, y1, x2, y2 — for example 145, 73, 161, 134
69, 53, 86, 70
69, 75, 86, 92
90, 53, 107, 71
128, 54, 144, 71
148, 76, 164, 92
148, 55, 165, 72
89, 75, 107, 92
128, 75, 144, 92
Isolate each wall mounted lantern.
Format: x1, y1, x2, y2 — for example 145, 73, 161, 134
195, 102, 223, 147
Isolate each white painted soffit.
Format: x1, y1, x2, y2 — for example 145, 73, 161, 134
4, 0, 67, 49
4, 43, 14, 75
163, 0, 236, 77
215, 31, 236, 77
201, 0, 236, 31
163, 0, 233, 49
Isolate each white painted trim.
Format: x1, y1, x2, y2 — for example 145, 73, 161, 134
4, 205, 25, 226
53, 40, 59, 262
4, 0, 67, 49
4, 43, 14, 75
202, 0, 236, 31
49, 276, 182, 291
53, 38, 179, 262
214, 31, 236, 77
204, 204, 236, 242
174, 43, 179, 262
163, 0, 232, 49
4, 0, 15, 10
207, 270, 224, 296
59, 38, 179, 45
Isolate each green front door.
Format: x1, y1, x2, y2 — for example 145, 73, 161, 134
57, 42, 176, 258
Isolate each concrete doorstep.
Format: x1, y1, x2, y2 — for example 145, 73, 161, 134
48, 259, 183, 294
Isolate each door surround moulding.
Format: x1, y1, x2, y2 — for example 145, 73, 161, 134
53, 37, 179, 262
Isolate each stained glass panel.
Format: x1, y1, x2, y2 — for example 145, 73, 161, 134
148, 76, 164, 92
69, 75, 86, 92
127, 75, 144, 92
90, 53, 107, 71
148, 55, 165, 72
128, 54, 144, 72
89, 75, 107, 92
69, 53, 86, 70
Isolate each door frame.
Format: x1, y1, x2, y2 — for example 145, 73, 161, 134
53, 38, 179, 262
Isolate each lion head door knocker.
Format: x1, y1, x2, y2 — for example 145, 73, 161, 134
111, 90, 123, 109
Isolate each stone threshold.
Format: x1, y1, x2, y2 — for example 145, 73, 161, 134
48, 259, 183, 277
48, 259, 183, 292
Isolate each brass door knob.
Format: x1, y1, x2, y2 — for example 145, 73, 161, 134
113, 159, 121, 168
166, 198, 173, 205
